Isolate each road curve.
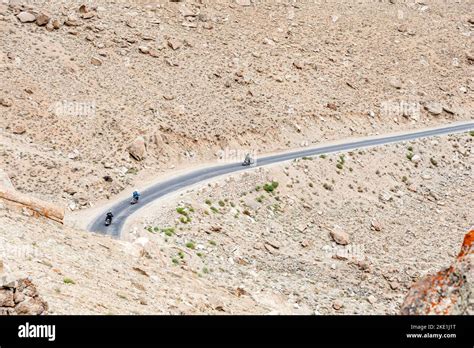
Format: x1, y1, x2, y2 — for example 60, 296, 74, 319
88, 122, 474, 237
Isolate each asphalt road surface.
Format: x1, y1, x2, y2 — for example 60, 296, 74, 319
88, 122, 474, 237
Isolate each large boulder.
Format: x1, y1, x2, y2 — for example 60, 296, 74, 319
128, 136, 147, 161
400, 229, 474, 315
16, 11, 36, 23
0, 274, 48, 315
329, 226, 350, 245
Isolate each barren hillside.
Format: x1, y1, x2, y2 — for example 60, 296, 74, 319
1, 0, 473, 209
125, 132, 473, 314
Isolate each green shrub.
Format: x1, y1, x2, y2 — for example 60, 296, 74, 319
263, 181, 279, 193
126, 168, 138, 175
163, 227, 175, 236
339, 154, 345, 164
186, 242, 195, 249
323, 183, 333, 191
180, 216, 191, 224
63, 278, 75, 285
176, 207, 188, 216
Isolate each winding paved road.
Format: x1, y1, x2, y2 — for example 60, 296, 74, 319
88, 122, 474, 237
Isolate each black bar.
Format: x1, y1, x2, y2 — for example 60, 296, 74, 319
0, 315, 472, 347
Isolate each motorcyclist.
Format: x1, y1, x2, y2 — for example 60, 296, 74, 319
105, 211, 113, 223
132, 190, 140, 201
244, 153, 252, 165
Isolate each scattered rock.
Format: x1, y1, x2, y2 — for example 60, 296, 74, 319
138, 46, 150, 54
65, 15, 81, 26
367, 295, 377, 304
149, 49, 160, 58
132, 267, 149, 277
90, 57, 102, 66
388, 77, 402, 89
78, 4, 93, 13
17, 12, 36, 23
45, 21, 54, 31
265, 239, 280, 249
397, 24, 407, 33
35, 12, 50, 26
421, 174, 432, 180
326, 102, 338, 111
329, 227, 350, 245
51, 18, 62, 29
370, 219, 382, 232
379, 191, 393, 202
424, 102, 443, 116
411, 154, 421, 164
128, 136, 147, 161
389, 281, 400, 290
0, 98, 12, 107
167, 39, 182, 50
12, 124, 26, 135
401, 229, 474, 315
0, 278, 48, 315
332, 299, 343, 310
466, 52, 474, 64
293, 61, 304, 70
81, 12, 96, 20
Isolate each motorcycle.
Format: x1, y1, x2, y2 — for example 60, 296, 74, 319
105, 216, 112, 226
130, 197, 139, 205
242, 157, 255, 166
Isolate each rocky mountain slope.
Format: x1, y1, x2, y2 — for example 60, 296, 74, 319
125, 132, 473, 314
0, 206, 265, 314
1, 0, 473, 210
